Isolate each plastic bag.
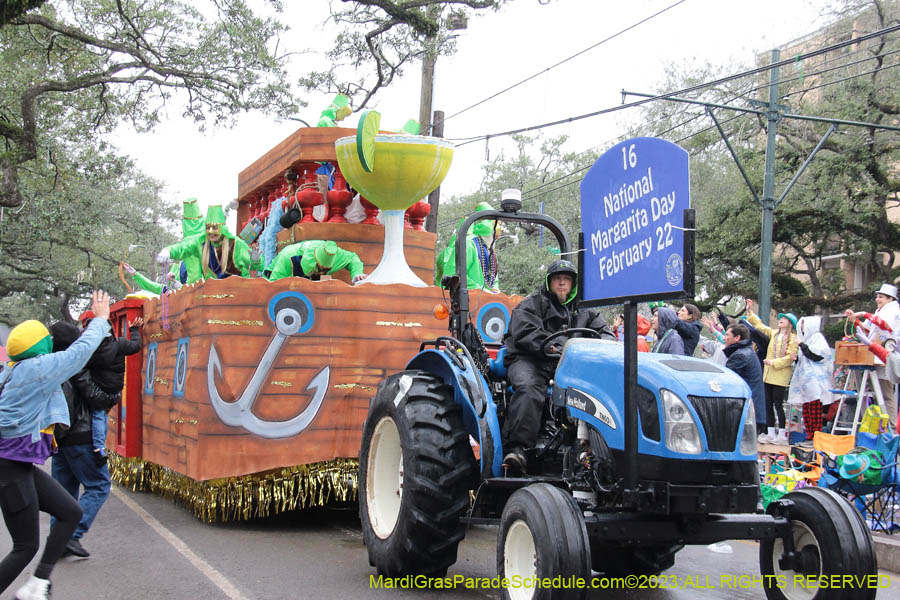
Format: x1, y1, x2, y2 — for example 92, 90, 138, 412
706, 542, 733, 554
761, 484, 788, 508
860, 405, 889, 434
765, 468, 806, 492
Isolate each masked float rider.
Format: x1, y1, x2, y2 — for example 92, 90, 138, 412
125, 198, 205, 294
435, 201, 500, 291
156, 205, 251, 282
501, 259, 615, 474
266, 240, 366, 284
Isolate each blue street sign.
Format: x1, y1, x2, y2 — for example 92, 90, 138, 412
580, 137, 691, 304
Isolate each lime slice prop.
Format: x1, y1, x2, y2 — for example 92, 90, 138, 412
356, 110, 380, 172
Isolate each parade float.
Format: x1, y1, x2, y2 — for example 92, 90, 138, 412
105, 120, 521, 521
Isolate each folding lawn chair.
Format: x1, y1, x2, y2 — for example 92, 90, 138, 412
823, 432, 900, 534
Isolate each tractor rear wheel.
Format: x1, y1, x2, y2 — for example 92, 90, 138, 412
359, 370, 476, 577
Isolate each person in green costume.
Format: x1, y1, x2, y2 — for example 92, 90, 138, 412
156, 205, 251, 281
266, 240, 365, 284
121, 263, 175, 295
124, 198, 205, 294
177, 197, 205, 282
435, 201, 501, 291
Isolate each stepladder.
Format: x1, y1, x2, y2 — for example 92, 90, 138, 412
830, 366, 886, 437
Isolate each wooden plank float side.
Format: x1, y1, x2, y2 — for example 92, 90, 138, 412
138, 276, 520, 481
237, 127, 355, 204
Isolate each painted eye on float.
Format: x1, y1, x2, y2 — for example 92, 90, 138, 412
268, 292, 315, 336
144, 343, 157, 394
174, 338, 189, 397
478, 302, 510, 343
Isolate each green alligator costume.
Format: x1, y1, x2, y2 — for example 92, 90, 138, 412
434, 202, 500, 291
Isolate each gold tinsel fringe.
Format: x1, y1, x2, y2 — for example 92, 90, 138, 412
108, 453, 358, 523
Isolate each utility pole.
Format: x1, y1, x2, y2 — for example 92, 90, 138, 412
424, 110, 444, 233
419, 6, 439, 233
419, 8, 467, 233
418, 32, 437, 137
758, 49, 781, 321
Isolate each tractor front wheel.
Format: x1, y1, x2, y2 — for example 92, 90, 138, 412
497, 483, 591, 600
759, 487, 877, 600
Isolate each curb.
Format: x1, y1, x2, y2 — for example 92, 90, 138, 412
874, 533, 900, 573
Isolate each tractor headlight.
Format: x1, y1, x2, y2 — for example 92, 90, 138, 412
661, 389, 701, 454
740, 399, 757, 455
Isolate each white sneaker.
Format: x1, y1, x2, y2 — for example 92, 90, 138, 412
758, 432, 774, 444
15, 575, 50, 600
773, 430, 788, 444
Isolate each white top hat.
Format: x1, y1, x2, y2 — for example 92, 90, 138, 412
877, 283, 898, 300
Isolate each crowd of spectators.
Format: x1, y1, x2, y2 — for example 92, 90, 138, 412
645, 282, 900, 443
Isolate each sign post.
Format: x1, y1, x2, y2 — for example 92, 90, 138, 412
580, 137, 694, 490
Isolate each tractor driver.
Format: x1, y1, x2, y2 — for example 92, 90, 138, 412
501, 259, 615, 474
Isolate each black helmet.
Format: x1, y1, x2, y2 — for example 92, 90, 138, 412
545, 259, 577, 304
546, 259, 577, 280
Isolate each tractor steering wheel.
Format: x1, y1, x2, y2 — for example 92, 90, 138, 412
540, 328, 601, 358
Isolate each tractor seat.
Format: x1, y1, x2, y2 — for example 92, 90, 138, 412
488, 346, 553, 400
489, 346, 508, 379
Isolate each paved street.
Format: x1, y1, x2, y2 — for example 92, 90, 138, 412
2, 479, 899, 599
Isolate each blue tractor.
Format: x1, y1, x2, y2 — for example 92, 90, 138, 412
358, 204, 876, 600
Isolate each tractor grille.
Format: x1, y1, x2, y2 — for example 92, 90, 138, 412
687, 396, 745, 452
636, 385, 660, 441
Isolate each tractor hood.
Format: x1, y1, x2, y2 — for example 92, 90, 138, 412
552, 339, 755, 462
556, 340, 749, 401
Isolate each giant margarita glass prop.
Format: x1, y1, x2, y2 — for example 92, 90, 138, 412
335, 111, 454, 286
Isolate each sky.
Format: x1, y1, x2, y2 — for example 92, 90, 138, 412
109, 0, 831, 223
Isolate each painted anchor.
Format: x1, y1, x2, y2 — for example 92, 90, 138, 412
208, 292, 329, 439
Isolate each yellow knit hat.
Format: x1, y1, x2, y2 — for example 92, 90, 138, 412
7, 320, 52, 362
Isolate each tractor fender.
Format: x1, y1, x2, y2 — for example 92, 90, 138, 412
407, 349, 503, 478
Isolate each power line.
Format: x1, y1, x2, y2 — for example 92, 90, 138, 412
505, 55, 900, 205
673, 112, 746, 144
439, 28, 900, 227
522, 166, 593, 199
521, 55, 897, 204
640, 39, 900, 142
638, 46, 900, 148
648, 58, 900, 136
441, 57, 895, 226
522, 178, 583, 203
511, 31, 895, 153
447, 23, 900, 146
784, 59, 900, 97
745, 45, 900, 96
432, 0, 690, 131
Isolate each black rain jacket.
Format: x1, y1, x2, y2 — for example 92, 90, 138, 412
504, 287, 614, 365
87, 325, 142, 394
